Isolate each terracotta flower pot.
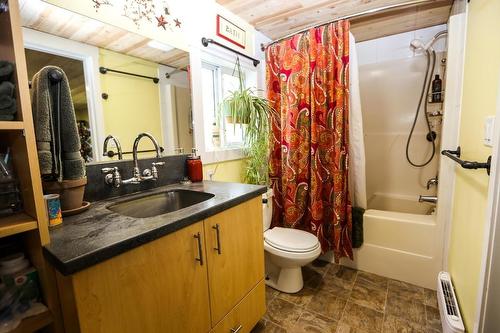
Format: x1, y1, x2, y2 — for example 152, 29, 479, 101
43, 177, 87, 211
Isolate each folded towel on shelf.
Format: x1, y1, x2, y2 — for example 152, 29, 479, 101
31, 66, 85, 181
0, 95, 14, 110
0, 114, 14, 121
0, 81, 14, 97
0, 61, 14, 82
0, 82, 15, 110
0, 99, 16, 116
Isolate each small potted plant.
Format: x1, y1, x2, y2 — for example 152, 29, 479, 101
219, 58, 274, 185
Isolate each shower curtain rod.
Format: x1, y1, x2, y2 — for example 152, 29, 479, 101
261, 0, 441, 51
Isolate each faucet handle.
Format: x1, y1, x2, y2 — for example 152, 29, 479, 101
150, 161, 164, 180
101, 167, 118, 174
101, 167, 121, 187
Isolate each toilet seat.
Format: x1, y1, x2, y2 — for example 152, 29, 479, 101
264, 227, 320, 253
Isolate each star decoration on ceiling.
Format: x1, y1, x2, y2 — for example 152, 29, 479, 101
92, 0, 112, 12
174, 18, 181, 28
156, 15, 167, 30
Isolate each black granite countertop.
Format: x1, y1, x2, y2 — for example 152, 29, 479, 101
43, 181, 266, 275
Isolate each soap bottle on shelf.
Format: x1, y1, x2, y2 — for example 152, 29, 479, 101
431, 74, 442, 102
186, 149, 203, 182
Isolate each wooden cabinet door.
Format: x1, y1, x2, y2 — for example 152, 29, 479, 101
204, 197, 265, 325
69, 221, 211, 333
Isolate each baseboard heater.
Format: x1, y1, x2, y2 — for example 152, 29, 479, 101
438, 271, 465, 333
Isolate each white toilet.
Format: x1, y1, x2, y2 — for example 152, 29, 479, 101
262, 189, 321, 293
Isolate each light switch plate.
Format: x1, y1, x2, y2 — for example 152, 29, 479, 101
484, 116, 495, 147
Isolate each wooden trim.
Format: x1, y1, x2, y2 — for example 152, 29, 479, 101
56, 271, 81, 333
0, 121, 24, 130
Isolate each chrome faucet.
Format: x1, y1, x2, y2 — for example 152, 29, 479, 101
103, 135, 123, 160
426, 177, 438, 190
419, 195, 438, 204
102, 133, 164, 187
122, 133, 165, 184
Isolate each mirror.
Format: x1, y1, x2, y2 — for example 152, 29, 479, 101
21, 1, 193, 164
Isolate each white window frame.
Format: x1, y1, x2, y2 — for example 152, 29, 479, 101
190, 45, 257, 164
202, 61, 248, 151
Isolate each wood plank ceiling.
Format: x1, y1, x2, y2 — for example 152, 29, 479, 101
216, 0, 452, 42
18, 0, 189, 69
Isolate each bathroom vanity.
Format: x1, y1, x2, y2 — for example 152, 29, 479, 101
43, 181, 266, 333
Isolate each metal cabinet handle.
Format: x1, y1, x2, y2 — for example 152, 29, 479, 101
212, 224, 221, 254
230, 324, 242, 333
194, 232, 203, 265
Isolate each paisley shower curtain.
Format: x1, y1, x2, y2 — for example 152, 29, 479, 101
266, 20, 352, 260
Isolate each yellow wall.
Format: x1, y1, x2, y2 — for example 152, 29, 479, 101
99, 49, 162, 154
447, 0, 500, 330
203, 159, 245, 183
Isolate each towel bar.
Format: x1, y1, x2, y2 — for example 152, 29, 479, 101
104, 147, 164, 158
201, 37, 260, 67
441, 146, 491, 175
99, 67, 159, 84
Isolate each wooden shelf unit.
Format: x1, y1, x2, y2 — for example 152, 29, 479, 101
0, 212, 38, 238
0, 0, 64, 332
0, 120, 24, 130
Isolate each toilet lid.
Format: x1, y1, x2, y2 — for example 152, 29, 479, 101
264, 227, 320, 253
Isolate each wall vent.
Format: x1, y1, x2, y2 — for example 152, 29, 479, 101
437, 271, 465, 333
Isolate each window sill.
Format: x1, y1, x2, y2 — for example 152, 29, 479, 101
201, 148, 245, 165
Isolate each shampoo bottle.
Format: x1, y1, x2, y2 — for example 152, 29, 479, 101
432, 74, 442, 102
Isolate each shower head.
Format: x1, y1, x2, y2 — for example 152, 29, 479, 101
410, 30, 448, 52
410, 39, 426, 51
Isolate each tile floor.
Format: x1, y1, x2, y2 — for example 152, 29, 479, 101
252, 260, 442, 333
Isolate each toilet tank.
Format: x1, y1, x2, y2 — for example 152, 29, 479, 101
262, 188, 273, 231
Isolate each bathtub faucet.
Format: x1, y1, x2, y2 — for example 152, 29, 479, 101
426, 177, 438, 190
419, 195, 438, 204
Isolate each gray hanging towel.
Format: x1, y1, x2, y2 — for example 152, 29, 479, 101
31, 66, 85, 181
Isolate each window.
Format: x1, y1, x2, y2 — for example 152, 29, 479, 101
202, 62, 254, 151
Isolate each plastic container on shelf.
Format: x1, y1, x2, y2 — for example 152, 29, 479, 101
0, 252, 43, 332
0, 149, 22, 217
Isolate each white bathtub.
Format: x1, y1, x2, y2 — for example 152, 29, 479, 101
342, 193, 440, 289
367, 193, 435, 215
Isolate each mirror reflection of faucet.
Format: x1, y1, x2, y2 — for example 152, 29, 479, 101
101, 132, 164, 187
103, 135, 123, 160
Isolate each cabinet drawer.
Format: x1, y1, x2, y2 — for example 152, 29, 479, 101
212, 280, 266, 333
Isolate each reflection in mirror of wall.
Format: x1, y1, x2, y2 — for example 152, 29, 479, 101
21, 0, 193, 164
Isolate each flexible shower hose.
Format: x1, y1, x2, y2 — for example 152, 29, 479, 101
406, 50, 437, 167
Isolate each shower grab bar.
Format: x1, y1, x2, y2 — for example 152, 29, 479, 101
441, 146, 491, 175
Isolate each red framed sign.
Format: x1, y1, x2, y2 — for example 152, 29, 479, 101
216, 15, 246, 49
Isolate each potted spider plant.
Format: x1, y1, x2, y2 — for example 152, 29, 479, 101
219, 58, 274, 185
